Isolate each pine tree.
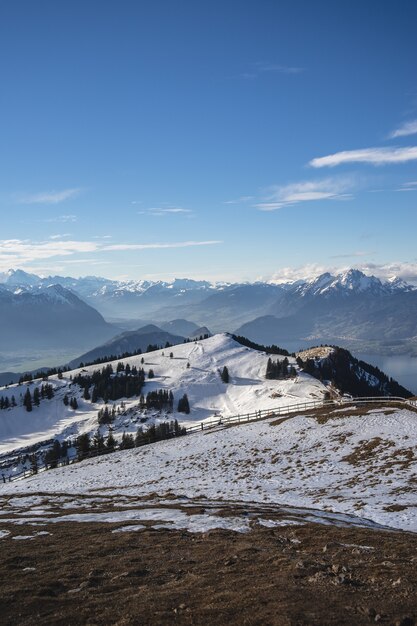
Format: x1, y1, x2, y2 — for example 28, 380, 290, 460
30, 453, 38, 474
220, 366, 229, 383
106, 431, 116, 451
23, 388, 32, 412
120, 432, 135, 449
76, 433, 91, 459
92, 430, 105, 453
177, 393, 190, 414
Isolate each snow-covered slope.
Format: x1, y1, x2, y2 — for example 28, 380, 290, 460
1, 403, 416, 532
0, 334, 326, 459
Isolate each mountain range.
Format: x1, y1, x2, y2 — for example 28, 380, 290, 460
1, 268, 417, 359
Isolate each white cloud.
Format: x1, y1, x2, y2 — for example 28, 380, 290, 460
310, 146, 417, 168
102, 240, 221, 251
268, 264, 334, 283
389, 120, 417, 138
359, 262, 417, 285
45, 214, 78, 223
0, 238, 222, 271
138, 207, 192, 216
255, 177, 353, 211
224, 196, 254, 205
17, 188, 81, 204
396, 181, 417, 192
268, 262, 417, 286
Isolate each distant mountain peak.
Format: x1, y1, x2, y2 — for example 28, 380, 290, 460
296, 268, 409, 298
0, 268, 42, 286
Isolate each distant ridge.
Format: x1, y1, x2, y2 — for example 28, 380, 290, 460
68, 326, 186, 368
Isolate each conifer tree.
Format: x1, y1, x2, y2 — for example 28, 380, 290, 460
76, 433, 91, 459
106, 431, 116, 451
220, 366, 229, 383
23, 388, 32, 412
177, 393, 190, 414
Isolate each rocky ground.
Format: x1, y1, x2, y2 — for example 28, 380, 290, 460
0, 518, 416, 626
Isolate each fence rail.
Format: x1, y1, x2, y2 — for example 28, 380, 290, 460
185, 395, 413, 434
2, 395, 416, 483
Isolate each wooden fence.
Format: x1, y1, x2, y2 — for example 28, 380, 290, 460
2, 395, 416, 483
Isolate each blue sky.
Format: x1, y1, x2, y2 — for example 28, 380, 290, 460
1, 0, 417, 283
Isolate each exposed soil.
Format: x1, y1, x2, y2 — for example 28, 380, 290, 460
0, 521, 416, 626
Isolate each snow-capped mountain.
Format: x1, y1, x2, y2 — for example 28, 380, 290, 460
0, 283, 116, 351
293, 269, 411, 298
2, 268, 417, 356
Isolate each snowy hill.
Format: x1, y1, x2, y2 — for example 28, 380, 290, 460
1, 400, 416, 533
0, 333, 416, 537
0, 334, 326, 460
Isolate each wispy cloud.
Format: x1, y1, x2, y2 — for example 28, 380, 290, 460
242, 61, 304, 79
223, 196, 254, 205
45, 214, 78, 223
49, 234, 72, 240
0, 238, 222, 271
16, 188, 81, 204
389, 120, 417, 138
310, 146, 417, 168
329, 251, 373, 259
255, 177, 353, 211
138, 207, 192, 217
102, 240, 220, 251
396, 181, 417, 192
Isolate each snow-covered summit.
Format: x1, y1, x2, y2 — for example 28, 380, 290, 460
0, 269, 42, 287
294, 269, 412, 298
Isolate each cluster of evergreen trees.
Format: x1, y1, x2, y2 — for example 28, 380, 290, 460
18, 366, 70, 384
97, 404, 117, 424
75, 419, 187, 459
265, 357, 297, 380
22, 383, 55, 412
0, 395, 16, 410
63, 395, 78, 409
72, 363, 145, 403
296, 347, 412, 398
135, 420, 186, 446
78, 349, 143, 369
232, 334, 290, 356
44, 440, 69, 469
141, 389, 174, 411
